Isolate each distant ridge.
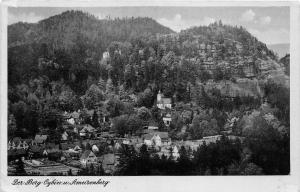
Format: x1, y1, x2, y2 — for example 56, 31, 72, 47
267, 43, 290, 58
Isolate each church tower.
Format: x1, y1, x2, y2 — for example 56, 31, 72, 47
157, 90, 162, 102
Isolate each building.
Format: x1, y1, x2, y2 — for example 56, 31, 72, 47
61, 131, 69, 141
163, 113, 172, 127
147, 120, 159, 130
156, 91, 172, 110
79, 124, 96, 137
34, 135, 48, 144
8, 138, 29, 150
143, 132, 171, 147
102, 51, 110, 60
80, 150, 97, 167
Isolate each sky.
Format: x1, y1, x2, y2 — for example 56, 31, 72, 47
8, 7, 290, 45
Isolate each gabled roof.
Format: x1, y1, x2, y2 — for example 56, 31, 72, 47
80, 124, 96, 133
34, 135, 48, 143
80, 150, 94, 160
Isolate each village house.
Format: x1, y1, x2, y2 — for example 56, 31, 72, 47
143, 132, 171, 147
102, 51, 110, 60
61, 131, 69, 141
156, 90, 172, 110
172, 145, 180, 160
34, 134, 48, 145
162, 113, 172, 127
92, 144, 99, 153
67, 118, 75, 125
80, 150, 98, 167
79, 124, 96, 137
147, 120, 159, 130
156, 145, 179, 160
143, 134, 154, 146
8, 138, 30, 150
73, 142, 82, 151
42, 143, 60, 157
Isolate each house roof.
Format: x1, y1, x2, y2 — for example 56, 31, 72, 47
157, 98, 171, 104
101, 153, 115, 165
142, 129, 155, 134
80, 150, 94, 160
143, 133, 154, 140
34, 135, 48, 143
61, 143, 75, 150
46, 147, 60, 153
30, 145, 44, 153
80, 124, 96, 133
155, 132, 169, 139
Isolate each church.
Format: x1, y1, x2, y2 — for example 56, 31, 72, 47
156, 90, 172, 110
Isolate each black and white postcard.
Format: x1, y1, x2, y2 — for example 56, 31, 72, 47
0, 0, 299, 192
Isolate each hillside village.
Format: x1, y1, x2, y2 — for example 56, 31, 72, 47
8, 90, 243, 175
7, 11, 290, 175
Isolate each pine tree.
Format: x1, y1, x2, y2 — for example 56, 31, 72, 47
92, 110, 99, 128
118, 84, 126, 99
8, 114, 17, 139
98, 77, 106, 92
106, 78, 114, 94
15, 157, 26, 176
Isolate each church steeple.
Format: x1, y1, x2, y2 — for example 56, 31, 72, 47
157, 90, 162, 102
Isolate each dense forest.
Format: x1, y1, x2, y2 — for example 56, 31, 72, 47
8, 10, 290, 175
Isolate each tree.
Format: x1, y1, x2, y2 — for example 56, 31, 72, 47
68, 169, 73, 176
118, 83, 126, 99
136, 87, 154, 108
137, 107, 151, 121
15, 157, 27, 176
106, 78, 114, 94
92, 110, 100, 128
98, 77, 106, 92
177, 146, 192, 175
8, 114, 17, 139
112, 115, 129, 136
190, 115, 204, 139
127, 115, 144, 134
242, 163, 263, 175
82, 84, 104, 109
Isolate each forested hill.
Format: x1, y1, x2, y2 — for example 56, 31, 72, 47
8, 10, 174, 49
180, 21, 277, 60
8, 10, 174, 86
8, 10, 287, 95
